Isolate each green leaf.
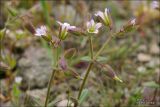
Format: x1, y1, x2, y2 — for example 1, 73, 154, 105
7, 7, 18, 16
78, 89, 89, 105
80, 56, 91, 62
80, 56, 108, 62
40, 0, 50, 27
143, 81, 160, 88
96, 56, 108, 62
12, 84, 21, 99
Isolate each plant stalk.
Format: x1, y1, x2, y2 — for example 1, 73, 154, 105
76, 34, 113, 106
77, 36, 94, 99
89, 36, 94, 59
44, 69, 56, 107
44, 47, 59, 107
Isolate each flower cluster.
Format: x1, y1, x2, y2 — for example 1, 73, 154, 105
34, 8, 137, 46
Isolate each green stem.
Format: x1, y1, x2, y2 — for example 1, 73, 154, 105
89, 36, 94, 59
44, 47, 59, 107
76, 33, 113, 106
44, 69, 56, 107
94, 35, 113, 59
77, 63, 93, 99
77, 36, 94, 100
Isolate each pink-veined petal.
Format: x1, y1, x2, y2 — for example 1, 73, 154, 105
95, 23, 102, 29
95, 11, 105, 20
90, 19, 95, 26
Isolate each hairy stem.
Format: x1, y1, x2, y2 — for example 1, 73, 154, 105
94, 35, 112, 59
77, 36, 94, 99
76, 33, 113, 106
89, 36, 94, 59
44, 47, 59, 107
77, 63, 93, 99
44, 69, 56, 107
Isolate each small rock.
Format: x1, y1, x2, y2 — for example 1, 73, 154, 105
150, 43, 160, 55
146, 58, 159, 68
137, 53, 152, 62
137, 66, 146, 73
138, 45, 147, 52
18, 46, 52, 89
56, 99, 74, 107
26, 88, 47, 104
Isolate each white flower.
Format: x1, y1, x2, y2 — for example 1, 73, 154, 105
95, 8, 111, 27
86, 19, 102, 34
57, 21, 76, 31
15, 76, 22, 84
35, 25, 47, 36
131, 19, 136, 25
151, 1, 159, 9
57, 21, 76, 40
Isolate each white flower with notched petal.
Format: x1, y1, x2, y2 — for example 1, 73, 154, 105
131, 19, 136, 25
35, 26, 47, 37
57, 21, 76, 40
86, 19, 102, 34
15, 76, 22, 84
151, 1, 159, 9
95, 8, 112, 29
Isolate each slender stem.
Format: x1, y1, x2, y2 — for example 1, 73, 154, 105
44, 69, 56, 107
89, 36, 94, 59
77, 36, 94, 99
94, 35, 113, 59
77, 63, 93, 99
44, 47, 59, 107
76, 33, 113, 106
56, 47, 59, 67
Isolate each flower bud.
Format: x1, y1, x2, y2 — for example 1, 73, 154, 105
101, 64, 123, 82
116, 18, 138, 37
95, 8, 113, 29
57, 21, 76, 40
68, 27, 87, 36
50, 36, 61, 48
58, 56, 67, 71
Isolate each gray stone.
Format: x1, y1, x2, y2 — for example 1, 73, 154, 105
18, 46, 52, 89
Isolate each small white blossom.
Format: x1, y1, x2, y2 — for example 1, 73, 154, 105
57, 21, 76, 40
35, 25, 47, 36
15, 76, 22, 84
95, 8, 109, 20
95, 8, 111, 27
86, 19, 102, 34
151, 1, 159, 9
131, 19, 136, 25
57, 21, 76, 31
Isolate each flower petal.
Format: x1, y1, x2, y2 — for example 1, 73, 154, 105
104, 8, 109, 17
93, 30, 98, 34
95, 23, 102, 29
90, 19, 95, 26
95, 11, 105, 20
131, 19, 136, 25
69, 26, 76, 30
57, 21, 63, 25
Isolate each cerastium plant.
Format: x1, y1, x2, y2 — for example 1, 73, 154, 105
34, 7, 138, 107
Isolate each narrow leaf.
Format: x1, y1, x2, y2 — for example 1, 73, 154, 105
78, 89, 89, 105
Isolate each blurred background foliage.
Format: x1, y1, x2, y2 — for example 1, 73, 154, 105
0, 0, 160, 107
